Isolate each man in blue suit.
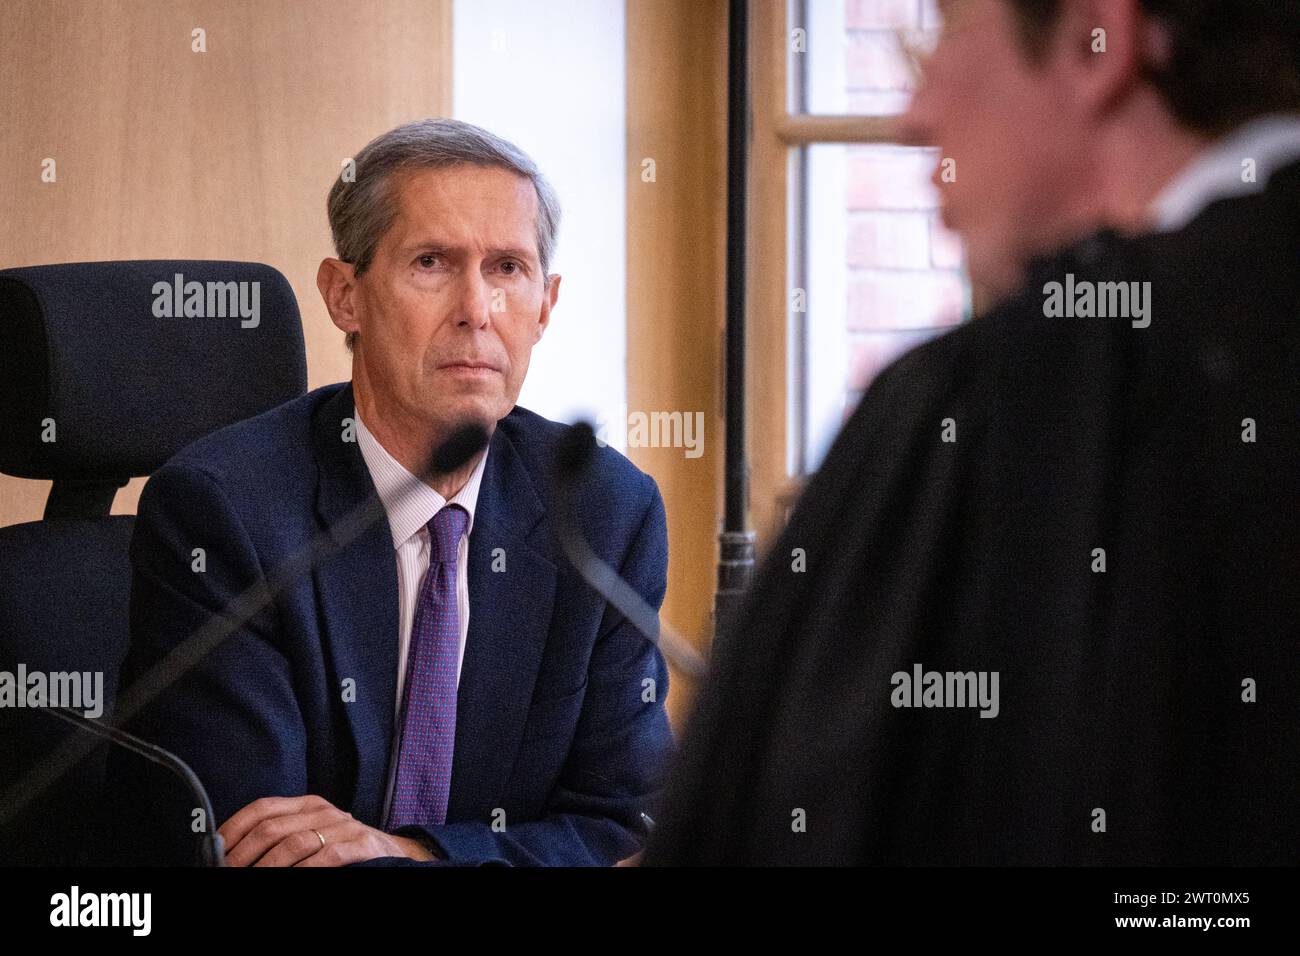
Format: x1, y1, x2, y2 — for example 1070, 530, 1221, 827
107, 118, 673, 866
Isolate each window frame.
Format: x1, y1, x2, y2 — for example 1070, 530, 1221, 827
747, 0, 915, 546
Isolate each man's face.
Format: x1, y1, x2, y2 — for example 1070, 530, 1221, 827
346, 164, 558, 435
899, 0, 1090, 296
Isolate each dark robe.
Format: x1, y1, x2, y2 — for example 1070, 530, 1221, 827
645, 160, 1300, 865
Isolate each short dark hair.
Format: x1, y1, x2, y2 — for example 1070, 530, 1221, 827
1005, 0, 1300, 135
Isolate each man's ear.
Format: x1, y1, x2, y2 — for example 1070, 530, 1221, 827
1060, 0, 1145, 117
317, 258, 360, 336
535, 273, 561, 342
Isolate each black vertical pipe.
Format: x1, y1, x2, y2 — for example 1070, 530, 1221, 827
714, 0, 757, 643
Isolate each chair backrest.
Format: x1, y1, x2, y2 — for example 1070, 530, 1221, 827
0, 260, 307, 865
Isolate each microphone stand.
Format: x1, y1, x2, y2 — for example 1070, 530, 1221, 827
552, 423, 707, 680
44, 706, 225, 867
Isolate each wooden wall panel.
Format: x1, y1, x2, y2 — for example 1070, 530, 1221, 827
0, 0, 452, 525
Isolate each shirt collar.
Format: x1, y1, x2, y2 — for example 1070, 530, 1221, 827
354, 406, 488, 550
1150, 112, 1300, 232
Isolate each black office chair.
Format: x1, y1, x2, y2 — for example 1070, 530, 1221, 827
0, 260, 306, 865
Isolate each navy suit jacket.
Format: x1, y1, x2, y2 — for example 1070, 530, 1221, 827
106, 381, 674, 866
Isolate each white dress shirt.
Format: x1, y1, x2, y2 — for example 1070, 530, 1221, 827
354, 408, 489, 821
1149, 112, 1300, 232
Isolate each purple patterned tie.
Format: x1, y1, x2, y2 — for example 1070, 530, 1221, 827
386, 504, 469, 830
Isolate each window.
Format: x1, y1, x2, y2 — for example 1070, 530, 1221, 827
794, 141, 967, 471
745, 0, 968, 538
786, 0, 968, 474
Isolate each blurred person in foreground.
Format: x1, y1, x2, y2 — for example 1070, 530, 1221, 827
647, 0, 1300, 864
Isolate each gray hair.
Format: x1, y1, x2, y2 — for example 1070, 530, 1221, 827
327, 118, 561, 352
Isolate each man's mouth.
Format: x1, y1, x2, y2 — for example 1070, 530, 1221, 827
439, 361, 501, 376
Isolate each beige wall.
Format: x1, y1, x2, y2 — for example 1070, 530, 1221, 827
0, 0, 452, 525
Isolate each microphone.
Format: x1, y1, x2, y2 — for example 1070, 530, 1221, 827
44, 706, 226, 866
552, 422, 707, 680
0, 421, 491, 861
433, 422, 491, 474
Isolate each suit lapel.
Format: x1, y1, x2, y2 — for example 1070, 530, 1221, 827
448, 419, 557, 820
310, 382, 400, 826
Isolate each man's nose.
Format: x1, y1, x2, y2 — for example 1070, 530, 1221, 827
456, 270, 493, 328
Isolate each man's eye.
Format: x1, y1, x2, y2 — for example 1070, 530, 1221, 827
499, 260, 519, 275
417, 254, 441, 269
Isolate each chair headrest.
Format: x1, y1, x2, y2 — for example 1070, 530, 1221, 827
0, 260, 307, 481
